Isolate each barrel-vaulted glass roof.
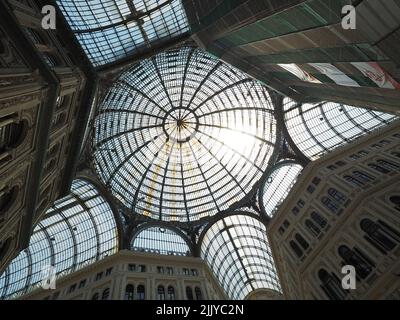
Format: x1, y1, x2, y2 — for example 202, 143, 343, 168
260, 161, 303, 218
0, 179, 118, 300
56, 0, 189, 66
200, 214, 281, 300
92, 46, 277, 223
284, 98, 397, 160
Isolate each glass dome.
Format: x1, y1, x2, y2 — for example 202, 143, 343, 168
56, 0, 189, 66
93, 46, 277, 223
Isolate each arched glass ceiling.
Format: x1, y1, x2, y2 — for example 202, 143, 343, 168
200, 214, 281, 300
131, 226, 190, 256
56, 0, 189, 66
283, 98, 397, 160
0, 179, 118, 300
260, 162, 303, 218
93, 46, 277, 223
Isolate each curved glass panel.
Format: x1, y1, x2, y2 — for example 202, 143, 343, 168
200, 214, 281, 300
93, 46, 277, 222
131, 226, 190, 256
284, 99, 397, 160
260, 162, 303, 218
0, 179, 118, 300
56, 0, 189, 66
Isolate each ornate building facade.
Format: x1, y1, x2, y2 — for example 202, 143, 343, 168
268, 120, 400, 299
0, 0, 96, 272
18, 250, 227, 300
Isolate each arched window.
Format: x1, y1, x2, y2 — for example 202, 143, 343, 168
44, 158, 57, 176
0, 186, 18, 212
327, 188, 346, 204
344, 175, 364, 187
311, 211, 327, 228
25, 28, 46, 45
91, 292, 99, 300
186, 287, 193, 300
390, 196, 400, 211
137, 285, 145, 300
125, 284, 134, 300
157, 285, 165, 300
353, 171, 375, 183
305, 220, 321, 237
321, 196, 340, 214
377, 159, 399, 171
338, 245, 375, 280
102, 288, 110, 300
51, 112, 67, 131
368, 163, 390, 174
0, 237, 12, 261
0, 37, 5, 55
167, 286, 175, 300
295, 233, 309, 250
318, 269, 347, 300
195, 287, 203, 300
0, 117, 28, 154
360, 219, 400, 254
289, 240, 303, 258
42, 53, 60, 68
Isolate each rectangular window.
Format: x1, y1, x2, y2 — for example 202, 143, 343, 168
283, 220, 290, 228
106, 268, 113, 276
166, 267, 174, 275
183, 268, 190, 275
312, 177, 321, 185
128, 264, 136, 272
349, 154, 360, 161
139, 265, 146, 272
157, 266, 165, 274
297, 199, 305, 208
371, 144, 382, 150
191, 269, 199, 276
307, 185, 315, 194
78, 279, 86, 289
68, 284, 76, 294
379, 139, 391, 146
336, 161, 346, 167
95, 272, 103, 281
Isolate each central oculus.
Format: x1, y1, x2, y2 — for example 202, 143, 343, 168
163, 107, 199, 143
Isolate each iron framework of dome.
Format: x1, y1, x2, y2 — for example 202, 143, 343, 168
92, 46, 278, 223
1, 31, 398, 299
0, 179, 119, 300
56, 0, 190, 66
